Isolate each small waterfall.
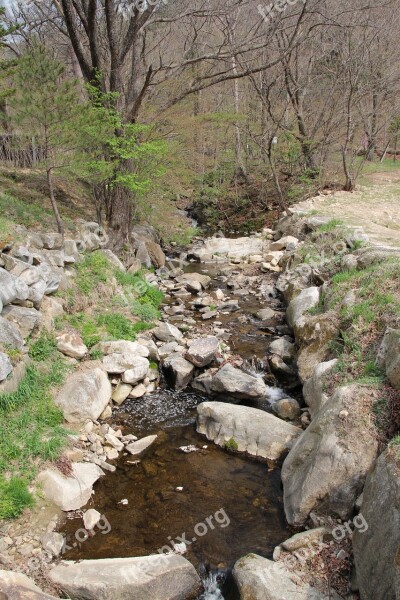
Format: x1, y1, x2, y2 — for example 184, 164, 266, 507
199, 571, 225, 600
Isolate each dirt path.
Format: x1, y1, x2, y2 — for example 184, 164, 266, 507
292, 170, 400, 248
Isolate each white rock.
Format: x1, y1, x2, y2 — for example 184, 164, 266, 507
122, 357, 150, 384
38, 463, 104, 511
125, 434, 157, 456
57, 332, 88, 359
83, 509, 102, 530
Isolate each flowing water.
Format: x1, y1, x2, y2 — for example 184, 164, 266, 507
60, 254, 296, 598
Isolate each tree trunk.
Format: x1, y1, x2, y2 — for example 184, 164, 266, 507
46, 168, 65, 237
105, 183, 132, 252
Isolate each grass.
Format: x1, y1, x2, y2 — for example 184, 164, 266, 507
75, 251, 113, 295
318, 218, 344, 233
0, 353, 70, 519
0, 191, 54, 231
29, 331, 57, 361
225, 437, 238, 451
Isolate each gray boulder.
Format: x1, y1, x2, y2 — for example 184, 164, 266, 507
282, 385, 379, 525
197, 401, 301, 461
233, 554, 340, 600
100, 248, 126, 271
48, 555, 201, 600
211, 363, 266, 400
38, 462, 104, 511
0, 351, 12, 381
353, 448, 400, 600
294, 311, 340, 382
176, 272, 211, 289
268, 338, 296, 362
0, 316, 24, 350
121, 357, 150, 384
0, 267, 29, 307
286, 286, 320, 328
377, 328, 400, 390
153, 322, 183, 343
55, 367, 112, 423
186, 336, 219, 367
271, 398, 301, 421
97, 340, 149, 357
163, 352, 195, 390
103, 353, 149, 375
303, 359, 338, 417
255, 307, 275, 321
2, 305, 42, 339
0, 569, 58, 599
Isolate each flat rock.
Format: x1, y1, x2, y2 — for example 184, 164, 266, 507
197, 402, 301, 461
211, 364, 266, 400
255, 307, 275, 321
48, 555, 201, 600
186, 336, 219, 367
103, 353, 149, 375
57, 332, 88, 359
176, 272, 211, 289
0, 569, 58, 599
55, 367, 112, 423
38, 462, 104, 511
97, 340, 149, 358
153, 322, 183, 343
126, 434, 158, 456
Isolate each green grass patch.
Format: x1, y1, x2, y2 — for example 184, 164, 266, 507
75, 251, 114, 294
318, 218, 343, 233
29, 331, 57, 361
0, 191, 54, 230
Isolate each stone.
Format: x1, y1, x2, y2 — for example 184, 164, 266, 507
211, 363, 266, 400
57, 332, 88, 359
153, 322, 183, 343
280, 527, 329, 552
0, 569, 58, 599
176, 272, 211, 289
233, 554, 339, 600
342, 254, 358, 270
0, 316, 24, 350
97, 340, 149, 358
2, 305, 41, 339
377, 328, 400, 390
38, 462, 104, 511
294, 311, 340, 382
272, 398, 301, 420
128, 257, 142, 274
112, 383, 132, 405
129, 383, 146, 398
41, 532, 64, 557
303, 359, 338, 418
121, 357, 150, 384
268, 338, 296, 362
145, 240, 166, 268
353, 448, 400, 600
190, 236, 266, 262
83, 509, 102, 530
39, 296, 64, 329
100, 249, 126, 271
0, 267, 30, 307
136, 241, 152, 268
186, 336, 219, 367
191, 371, 214, 395
158, 341, 181, 359
103, 353, 149, 375
39, 233, 64, 250
282, 385, 379, 525
137, 337, 160, 361
286, 286, 320, 328
100, 405, 112, 420
55, 367, 112, 423
105, 433, 124, 451
269, 235, 299, 251
255, 307, 275, 321
126, 434, 157, 456
0, 351, 12, 381
48, 555, 201, 600
197, 402, 301, 461
163, 352, 195, 390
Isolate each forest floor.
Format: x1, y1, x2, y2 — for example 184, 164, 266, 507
293, 166, 400, 248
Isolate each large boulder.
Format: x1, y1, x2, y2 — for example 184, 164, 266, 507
303, 359, 338, 418
103, 353, 149, 375
282, 385, 379, 525
2, 305, 42, 339
197, 401, 301, 461
190, 236, 267, 261
121, 357, 150, 384
0, 351, 12, 381
286, 286, 320, 328
233, 554, 340, 600
153, 322, 183, 343
186, 336, 219, 367
0, 570, 58, 599
377, 328, 400, 390
0, 316, 25, 350
294, 311, 340, 382
48, 555, 202, 600
55, 367, 112, 423
56, 332, 88, 359
40, 296, 64, 329
97, 340, 149, 357
210, 364, 266, 400
176, 272, 211, 290
145, 240, 166, 269
0, 267, 30, 308
353, 448, 400, 600
38, 462, 104, 511
163, 352, 195, 390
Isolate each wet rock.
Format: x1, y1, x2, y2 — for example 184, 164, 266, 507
48, 555, 201, 600
186, 336, 219, 367
269, 356, 298, 384
282, 385, 379, 525
233, 554, 339, 600
377, 328, 400, 390
197, 402, 301, 461
0, 352, 12, 381
126, 434, 157, 456
121, 357, 150, 384
176, 272, 211, 289
163, 353, 195, 390
2, 305, 41, 339
211, 364, 266, 400
104, 353, 149, 375
255, 307, 275, 321
219, 299, 240, 312
0, 569, 58, 599
0, 316, 25, 350
202, 310, 218, 320
38, 463, 104, 511
286, 287, 320, 328
191, 371, 214, 395
353, 448, 400, 600
55, 367, 112, 423
272, 398, 301, 421
303, 359, 338, 417
153, 322, 183, 343
57, 332, 88, 359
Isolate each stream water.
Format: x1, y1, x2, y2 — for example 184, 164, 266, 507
60, 253, 296, 599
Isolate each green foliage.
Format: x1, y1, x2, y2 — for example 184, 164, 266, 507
97, 313, 139, 340
29, 331, 57, 361
225, 437, 238, 451
75, 251, 113, 294
131, 300, 160, 322
0, 191, 53, 229
0, 477, 33, 520
318, 219, 343, 233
